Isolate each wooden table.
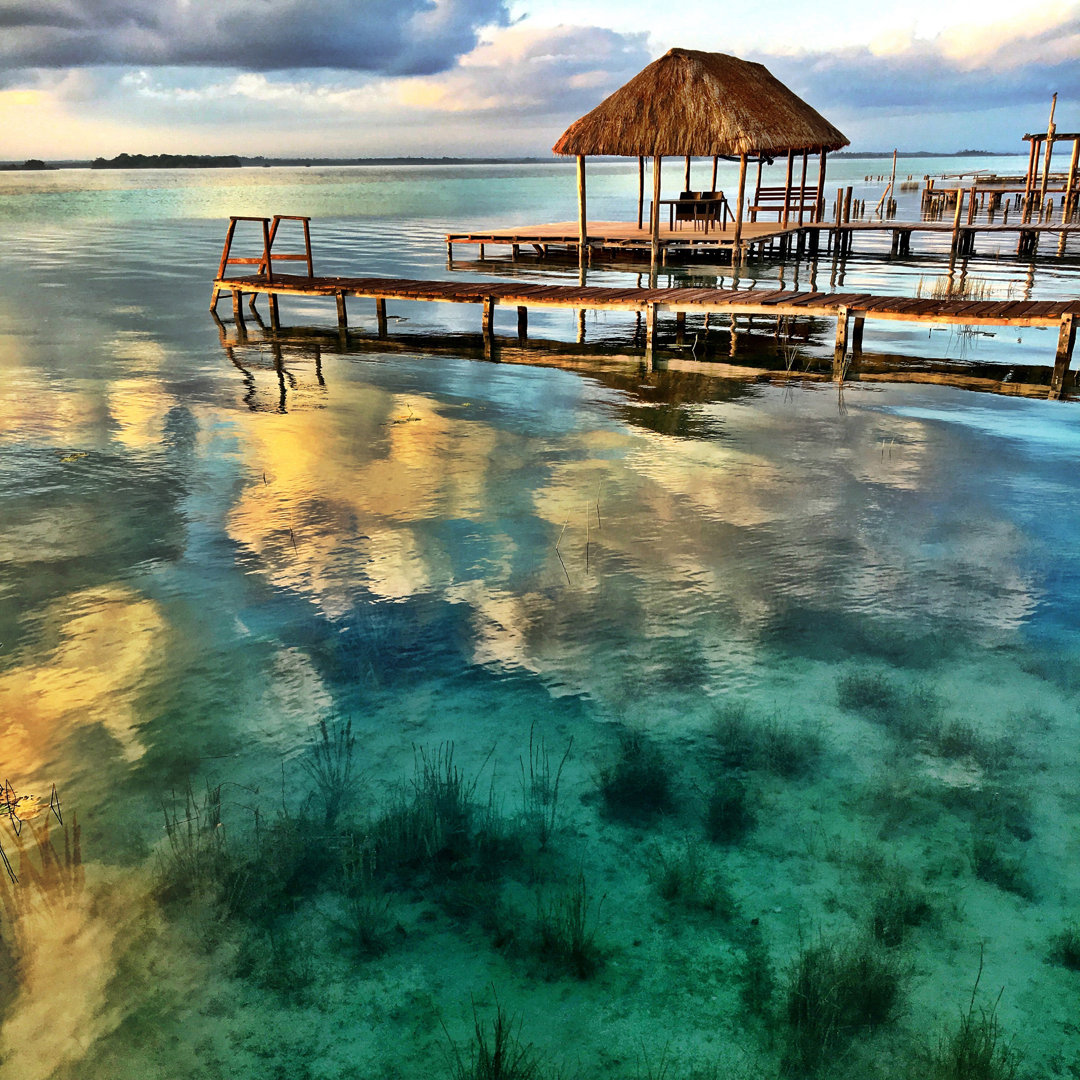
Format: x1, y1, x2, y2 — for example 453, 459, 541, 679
651, 197, 732, 233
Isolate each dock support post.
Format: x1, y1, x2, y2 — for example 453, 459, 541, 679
675, 310, 686, 345
517, 306, 528, 343
833, 306, 850, 381
951, 188, 964, 253
336, 292, 347, 329
1050, 313, 1076, 400
851, 315, 865, 356
482, 298, 495, 341
577, 309, 586, 344
376, 297, 387, 338
645, 302, 657, 356
231, 289, 245, 327
447, 240, 453, 262
268, 293, 280, 330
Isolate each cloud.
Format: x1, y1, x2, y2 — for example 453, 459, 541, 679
0, 0, 512, 75
754, 7, 1079, 114
395, 24, 651, 115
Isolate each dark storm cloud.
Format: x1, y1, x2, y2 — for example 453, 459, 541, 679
0, 0, 511, 74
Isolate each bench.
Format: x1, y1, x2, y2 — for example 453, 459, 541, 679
748, 186, 820, 222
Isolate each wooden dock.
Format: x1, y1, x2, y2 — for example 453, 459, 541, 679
211, 271, 1079, 399
445, 220, 798, 261
447, 219, 1080, 261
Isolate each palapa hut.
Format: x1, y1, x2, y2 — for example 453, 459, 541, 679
552, 48, 849, 269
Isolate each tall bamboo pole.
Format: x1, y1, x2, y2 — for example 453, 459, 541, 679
733, 153, 748, 263
684, 155, 691, 191
576, 155, 587, 275
711, 156, 719, 192
1038, 92, 1058, 214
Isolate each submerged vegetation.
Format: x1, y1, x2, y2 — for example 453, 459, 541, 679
7, 689, 1057, 1079
782, 931, 904, 1072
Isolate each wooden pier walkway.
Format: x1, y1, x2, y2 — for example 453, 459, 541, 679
446, 219, 1080, 261
211, 271, 1080, 399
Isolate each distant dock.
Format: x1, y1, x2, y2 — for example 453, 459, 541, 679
446, 218, 1080, 262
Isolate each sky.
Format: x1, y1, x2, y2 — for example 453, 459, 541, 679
0, 0, 1077, 159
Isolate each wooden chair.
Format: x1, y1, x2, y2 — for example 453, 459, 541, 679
674, 191, 699, 227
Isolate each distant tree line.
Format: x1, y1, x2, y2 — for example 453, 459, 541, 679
0, 159, 54, 170
91, 153, 243, 169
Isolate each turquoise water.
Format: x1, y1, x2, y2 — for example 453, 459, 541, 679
1, 161, 1079, 1079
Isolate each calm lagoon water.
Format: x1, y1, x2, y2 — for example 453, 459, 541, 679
1, 161, 1079, 1079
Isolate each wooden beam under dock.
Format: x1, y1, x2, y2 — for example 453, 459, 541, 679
211, 271, 1080, 394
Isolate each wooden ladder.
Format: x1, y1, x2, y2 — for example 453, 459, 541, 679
210, 215, 313, 318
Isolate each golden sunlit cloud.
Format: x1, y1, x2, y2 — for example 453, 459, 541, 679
0, 584, 168, 777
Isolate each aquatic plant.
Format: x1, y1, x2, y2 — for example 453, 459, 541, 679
703, 774, 756, 845
739, 926, 776, 1018
835, 670, 938, 741
937, 778, 1033, 846
331, 855, 393, 960
970, 833, 1034, 901
373, 743, 487, 871
648, 836, 735, 918
868, 872, 934, 948
1048, 918, 1080, 970
520, 722, 573, 850
924, 720, 1013, 773
156, 782, 232, 906
445, 993, 544, 1080
301, 716, 357, 828
535, 869, 604, 979
712, 702, 822, 779
783, 931, 904, 1073
920, 953, 1021, 1080
596, 728, 675, 823
241, 925, 319, 1004
915, 275, 994, 302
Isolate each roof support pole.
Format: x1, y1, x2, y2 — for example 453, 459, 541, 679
684, 155, 691, 191
782, 149, 795, 228
638, 156, 645, 229
798, 151, 809, 226
576, 155, 588, 279
650, 156, 663, 287
815, 148, 828, 224
733, 153, 748, 264
711, 156, 719, 192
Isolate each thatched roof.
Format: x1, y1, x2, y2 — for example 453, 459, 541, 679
553, 48, 848, 158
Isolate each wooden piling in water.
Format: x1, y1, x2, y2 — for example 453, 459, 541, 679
833, 306, 850, 380
1050, 313, 1077, 399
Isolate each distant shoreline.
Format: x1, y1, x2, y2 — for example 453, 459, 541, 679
1, 150, 1025, 170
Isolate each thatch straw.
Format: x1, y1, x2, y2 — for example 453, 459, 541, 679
553, 48, 848, 158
